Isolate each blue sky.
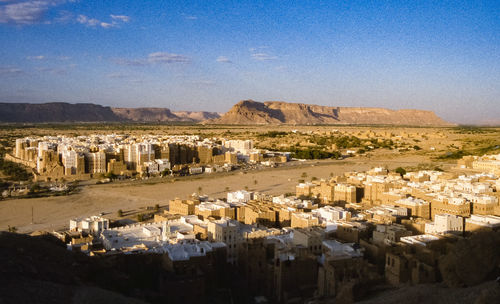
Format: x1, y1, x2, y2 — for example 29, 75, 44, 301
0, 0, 499, 124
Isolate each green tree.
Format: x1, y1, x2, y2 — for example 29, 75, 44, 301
29, 183, 42, 194
105, 172, 117, 180
154, 204, 160, 212
117, 209, 123, 217
136, 213, 144, 222
395, 167, 406, 176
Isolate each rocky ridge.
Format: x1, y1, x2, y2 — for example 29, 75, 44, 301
207, 100, 453, 126
0, 102, 220, 123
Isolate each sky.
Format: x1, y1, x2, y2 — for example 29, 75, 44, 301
0, 0, 499, 124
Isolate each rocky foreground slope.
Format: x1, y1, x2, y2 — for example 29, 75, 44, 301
0, 102, 220, 123
207, 100, 453, 126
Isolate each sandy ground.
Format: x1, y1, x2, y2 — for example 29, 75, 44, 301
0, 154, 448, 233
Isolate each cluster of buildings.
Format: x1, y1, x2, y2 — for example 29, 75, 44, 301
10, 135, 289, 181
458, 153, 500, 175
58, 155, 500, 303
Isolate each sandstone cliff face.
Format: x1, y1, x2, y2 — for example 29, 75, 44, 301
207, 100, 453, 126
172, 111, 220, 121
111, 107, 182, 122
0, 102, 220, 123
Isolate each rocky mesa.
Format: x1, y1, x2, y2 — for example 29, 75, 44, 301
207, 100, 454, 126
0, 102, 220, 123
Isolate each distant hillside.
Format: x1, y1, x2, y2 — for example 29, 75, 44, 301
111, 107, 183, 122
0, 102, 122, 123
0, 102, 219, 123
207, 100, 454, 126
0, 101, 451, 125
172, 111, 221, 121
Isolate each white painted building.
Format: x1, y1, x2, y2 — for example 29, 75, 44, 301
425, 214, 463, 235
227, 190, 253, 204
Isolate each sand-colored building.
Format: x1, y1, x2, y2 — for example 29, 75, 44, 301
168, 198, 200, 216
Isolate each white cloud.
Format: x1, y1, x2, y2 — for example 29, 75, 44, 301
77, 14, 100, 26
106, 73, 128, 79
0, 0, 71, 25
113, 52, 190, 66
216, 56, 232, 63
147, 52, 190, 64
53, 9, 72, 23
26, 55, 45, 60
113, 58, 148, 66
191, 80, 215, 86
249, 46, 269, 52
100, 21, 114, 28
36, 66, 67, 75
77, 14, 130, 29
185, 15, 197, 20
0, 66, 24, 76
251, 53, 277, 61
110, 14, 130, 22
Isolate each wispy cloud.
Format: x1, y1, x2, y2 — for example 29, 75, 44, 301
77, 14, 98, 26
0, 0, 62, 25
0, 66, 24, 76
114, 52, 190, 66
77, 13, 130, 29
181, 13, 197, 20
191, 80, 215, 86
148, 52, 190, 64
26, 55, 45, 60
251, 53, 277, 61
216, 56, 232, 63
113, 58, 149, 67
249, 46, 269, 52
100, 21, 114, 28
36, 66, 67, 75
110, 14, 130, 23
249, 46, 278, 61
106, 73, 128, 79
53, 9, 72, 24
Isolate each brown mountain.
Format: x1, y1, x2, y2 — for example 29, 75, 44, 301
207, 100, 454, 126
0, 102, 123, 123
172, 111, 221, 121
0, 102, 219, 123
111, 107, 183, 122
